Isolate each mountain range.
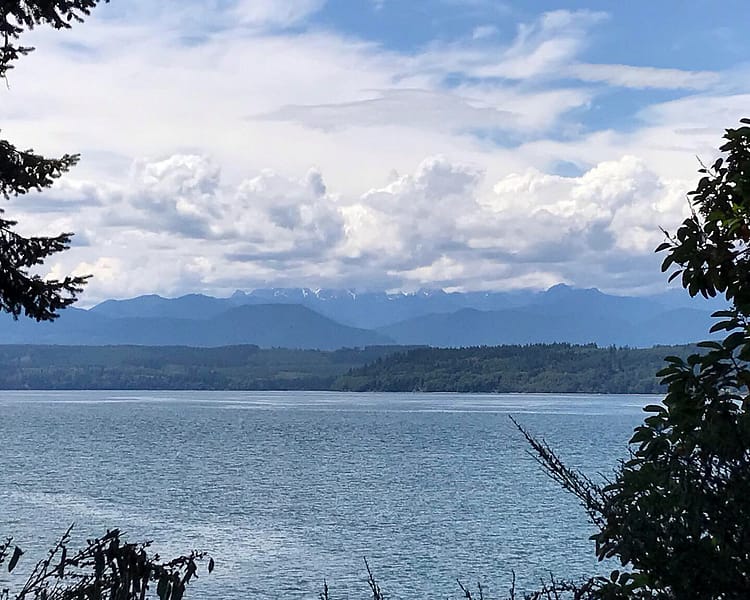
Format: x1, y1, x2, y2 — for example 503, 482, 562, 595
0, 285, 725, 349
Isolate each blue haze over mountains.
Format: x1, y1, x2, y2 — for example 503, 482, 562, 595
0, 285, 723, 349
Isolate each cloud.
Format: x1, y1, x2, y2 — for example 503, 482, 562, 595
484, 155, 682, 250
566, 63, 718, 90
16, 152, 692, 303
232, 0, 326, 28
1, 3, 743, 301
466, 9, 607, 79
334, 154, 688, 293
403, 9, 715, 95
227, 167, 345, 257
341, 156, 483, 266
101, 0, 326, 32
2, 6, 719, 196
472, 25, 498, 40
468, 156, 688, 287
259, 89, 518, 135
8, 178, 113, 213
638, 93, 750, 129
123, 155, 224, 238
253, 9, 714, 143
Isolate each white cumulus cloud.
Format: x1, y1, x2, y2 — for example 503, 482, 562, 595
10, 152, 694, 303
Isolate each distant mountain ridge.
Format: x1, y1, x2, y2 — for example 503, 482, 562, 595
91, 286, 503, 328
0, 285, 724, 348
0, 304, 393, 350
89, 284, 725, 327
377, 306, 713, 347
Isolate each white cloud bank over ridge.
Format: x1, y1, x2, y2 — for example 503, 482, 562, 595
0, 3, 742, 301
24, 153, 691, 303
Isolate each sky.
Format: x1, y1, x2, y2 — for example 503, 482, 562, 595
3, 0, 750, 303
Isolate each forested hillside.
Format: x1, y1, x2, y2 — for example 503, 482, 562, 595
0, 343, 693, 392
332, 344, 696, 393
0, 345, 403, 390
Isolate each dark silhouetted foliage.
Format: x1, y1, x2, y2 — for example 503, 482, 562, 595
0, 526, 211, 600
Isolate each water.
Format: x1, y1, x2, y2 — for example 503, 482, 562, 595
0, 391, 653, 599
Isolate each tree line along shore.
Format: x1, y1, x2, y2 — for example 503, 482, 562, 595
0, 343, 695, 393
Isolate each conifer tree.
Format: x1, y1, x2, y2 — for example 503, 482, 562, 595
0, 1, 107, 320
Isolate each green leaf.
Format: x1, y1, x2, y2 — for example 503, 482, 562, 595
710, 319, 739, 333
697, 341, 723, 350
724, 331, 746, 350
8, 546, 23, 573
663, 356, 685, 365
172, 582, 184, 600
157, 576, 170, 600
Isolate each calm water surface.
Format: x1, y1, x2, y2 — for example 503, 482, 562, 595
0, 391, 654, 599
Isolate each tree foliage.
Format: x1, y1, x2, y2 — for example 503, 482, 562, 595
0, 526, 212, 600
1, 1, 105, 79
0, 1, 108, 320
0, 344, 403, 390
334, 343, 689, 394
519, 120, 750, 599
0, 343, 691, 392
